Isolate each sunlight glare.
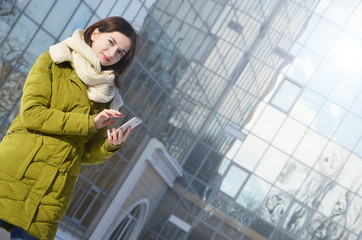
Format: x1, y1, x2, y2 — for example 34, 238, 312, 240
328, 32, 362, 74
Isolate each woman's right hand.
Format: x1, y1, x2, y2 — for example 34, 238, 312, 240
94, 109, 124, 130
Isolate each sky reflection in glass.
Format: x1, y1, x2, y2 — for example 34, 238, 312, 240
220, 165, 247, 198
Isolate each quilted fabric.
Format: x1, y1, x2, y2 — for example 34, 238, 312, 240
0, 51, 121, 239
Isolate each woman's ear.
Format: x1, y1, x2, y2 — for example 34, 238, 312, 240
91, 28, 100, 41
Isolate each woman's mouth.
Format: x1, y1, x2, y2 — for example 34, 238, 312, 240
102, 53, 109, 62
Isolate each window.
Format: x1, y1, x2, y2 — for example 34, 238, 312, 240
193, 34, 216, 63
109, 199, 149, 240
270, 79, 302, 113
220, 165, 248, 197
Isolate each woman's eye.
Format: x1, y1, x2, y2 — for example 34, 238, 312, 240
108, 39, 114, 45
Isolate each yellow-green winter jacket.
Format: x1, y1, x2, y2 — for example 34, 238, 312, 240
0, 51, 121, 239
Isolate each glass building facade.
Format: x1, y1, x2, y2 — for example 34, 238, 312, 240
0, 0, 362, 239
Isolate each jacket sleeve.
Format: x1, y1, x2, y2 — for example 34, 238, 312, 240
81, 128, 122, 165
20, 51, 97, 136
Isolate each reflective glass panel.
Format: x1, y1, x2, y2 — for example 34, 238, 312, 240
43, 0, 80, 38
59, 3, 92, 41
123, 0, 143, 21
317, 182, 351, 218
254, 146, 289, 184
282, 201, 312, 235
206, 3, 222, 27
96, 0, 116, 19
307, 60, 342, 98
304, 18, 340, 56
286, 48, 321, 85
160, 221, 188, 240
188, 222, 214, 240
270, 229, 295, 240
0, 121, 11, 138
271, 80, 302, 113
251, 105, 286, 142
236, 174, 271, 211
133, 7, 149, 32
326, 31, 362, 74
296, 170, 330, 208
244, 101, 266, 131
233, 134, 268, 171
354, 137, 362, 158
177, 191, 203, 217
333, 113, 362, 150
260, 187, 292, 225
346, 195, 362, 234
0, 70, 25, 118
0, 1, 21, 44
12, 0, 29, 9
300, 212, 345, 239
247, 217, 275, 239
323, 0, 360, 26
218, 158, 231, 176
183, 142, 208, 175
228, 203, 254, 227
219, 220, 244, 240
84, 0, 102, 9
220, 165, 248, 198
345, 2, 362, 38
25, 0, 55, 24
330, 72, 362, 110
336, 154, 362, 192
272, 117, 307, 154
311, 101, 346, 138
0, 59, 12, 87
293, 129, 328, 167
225, 139, 242, 160
108, 0, 130, 16
275, 158, 309, 194
290, 88, 324, 126
351, 93, 362, 118
18, 29, 54, 73
197, 150, 223, 184
201, 208, 222, 229
296, 14, 319, 45
314, 141, 349, 179
1, 14, 37, 65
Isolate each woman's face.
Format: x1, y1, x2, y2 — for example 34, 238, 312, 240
91, 28, 132, 66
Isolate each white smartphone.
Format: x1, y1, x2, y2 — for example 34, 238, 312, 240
110, 117, 142, 136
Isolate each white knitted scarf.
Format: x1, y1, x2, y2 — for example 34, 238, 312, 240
49, 29, 123, 110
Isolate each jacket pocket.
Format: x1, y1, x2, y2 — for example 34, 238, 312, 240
15, 133, 43, 180
0, 130, 42, 180
54, 173, 78, 207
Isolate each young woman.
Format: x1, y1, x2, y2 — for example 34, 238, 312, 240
0, 17, 138, 240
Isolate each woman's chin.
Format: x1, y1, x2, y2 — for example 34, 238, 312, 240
99, 60, 111, 67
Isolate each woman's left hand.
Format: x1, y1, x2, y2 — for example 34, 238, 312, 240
107, 126, 131, 146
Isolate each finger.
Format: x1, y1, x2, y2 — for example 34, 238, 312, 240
118, 127, 123, 139
98, 114, 112, 124
107, 129, 111, 139
103, 109, 124, 119
112, 128, 117, 139
123, 126, 131, 139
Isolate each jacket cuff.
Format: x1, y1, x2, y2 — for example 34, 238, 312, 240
88, 115, 97, 135
104, 139, 123, 152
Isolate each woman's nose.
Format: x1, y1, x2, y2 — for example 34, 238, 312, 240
109, 47, 118, 57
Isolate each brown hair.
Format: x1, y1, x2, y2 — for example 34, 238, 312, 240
84, 16, 138, 89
